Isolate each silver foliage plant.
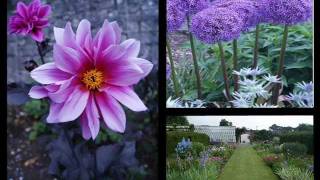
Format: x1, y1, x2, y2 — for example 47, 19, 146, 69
285, 81, 314, 107
166, 97, 206, 108
230, 67, 281, 108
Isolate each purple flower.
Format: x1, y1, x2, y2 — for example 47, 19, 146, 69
175, 0, 210, 15
191, 7, 243, 44
29, 19, 153, 139
167, 0, 186, 33
211, 0, 260, 31
166, 63, 171, 79
260, 0, 312, 25
8, 0, 51, 42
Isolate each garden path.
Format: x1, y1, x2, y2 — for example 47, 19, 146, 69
218, 145, 279, 180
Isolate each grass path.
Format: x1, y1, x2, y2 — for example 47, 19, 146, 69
218, 145, 279, 180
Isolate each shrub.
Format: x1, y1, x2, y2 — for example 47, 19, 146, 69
288, 158, 309, 170
273, 145, 282, 154
276, 166, 314, 180
273, 137, 280, 145
167, 131, 210, 156
279, 131, 313, 154
175, 138, 192, 159
271, 162, 283, 172
282, 143, 307, 157
191, 142, 205, 157
263, 155, 283, 167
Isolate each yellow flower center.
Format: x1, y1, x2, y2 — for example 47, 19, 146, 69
81, 69, 104, 90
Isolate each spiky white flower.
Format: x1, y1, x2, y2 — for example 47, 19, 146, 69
263, 74, 281, 83
296, 81, 313, 93
253, 103, 278, 108
166, 96, 182, 108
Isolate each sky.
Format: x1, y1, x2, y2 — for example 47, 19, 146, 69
186, 116, 313, 130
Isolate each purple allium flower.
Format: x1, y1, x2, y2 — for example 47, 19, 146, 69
175, 0, 210, 15
211, 0, 260, 31
191, 7, 243, 44
167, 0, 186, 33
261, 0, 312, 25
8, 0, 51, 42
166, 63, 171, 79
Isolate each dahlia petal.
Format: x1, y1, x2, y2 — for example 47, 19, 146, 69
57, 85, 89, 122
76, 19, 92, 47
37, 5, 51, 18
31, 62, 72, 84
47, 102, 64, 123
29, 85, 48, 99
85, 94, 100, 139
120, 39, 140, 57
131, 58, 153, 78
107, 86, 147, 111
53, 27, 64, 45
80, 112, 92, 140
97, 20, 116, 51
53, 44, 81, 74
96, 92, 126, 133
106, 63, 144, 86
48, 76, 79, 103
16, 2, 29, 18
30, 29, 44, 42
44, 84, 60, 92
33, 19, 49, 28
110, 21, 122, 44
97, 45, 126, 65
63, 22, 77, 49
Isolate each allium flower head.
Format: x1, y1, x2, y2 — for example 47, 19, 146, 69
167, 0, 186, 33
191, 7, 243, 44
261, 0, 312, 25
211, 0, 260, 31
8, 0, 51, 42
29, 19, 153, 139
175, 0, 210, 15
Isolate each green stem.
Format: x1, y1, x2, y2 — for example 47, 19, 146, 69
252, 24, 260, 68
232, 39, 239, 92
167, 38, 180, 97
187, 16, 202, 99
271, 25, 289, 105
218, 42, 232, 101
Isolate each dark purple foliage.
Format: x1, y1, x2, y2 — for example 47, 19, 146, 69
260, 0, 312, 25
191, 7, 243, 44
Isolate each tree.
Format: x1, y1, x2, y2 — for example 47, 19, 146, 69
295, 124, 313, 132
251, 129, 273, 142
236, 127, 247, 143
220, 119, 232, 126
166, 116, 189, 126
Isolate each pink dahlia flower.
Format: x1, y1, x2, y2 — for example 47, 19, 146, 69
29, 19, 153, 139
8, 0, 51, 42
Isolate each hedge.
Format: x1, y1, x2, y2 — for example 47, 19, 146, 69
167, 131, 210, 156
279, 131, 313, 154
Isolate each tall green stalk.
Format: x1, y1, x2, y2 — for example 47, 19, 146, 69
167, 38, 180, 97
232, 39, 239, 92
271, 25, 289, 105
187, 16, 202, 99
218, 42, 232, 101
252, 24, 260, 68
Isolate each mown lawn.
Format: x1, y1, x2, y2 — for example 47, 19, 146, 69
218, 145, 279, 180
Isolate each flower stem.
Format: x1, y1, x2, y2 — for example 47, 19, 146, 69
271, 25, 289, 105
218, 42, 232, 101
35, 41, 45, 64
252, 24, 260, 68
166, 38, 180, 97
187, 16, 202, 99
232, 39, 239, 92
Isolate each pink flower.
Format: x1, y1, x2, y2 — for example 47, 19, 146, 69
29, 19, 153, 139
8, 0, 51, 42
